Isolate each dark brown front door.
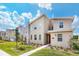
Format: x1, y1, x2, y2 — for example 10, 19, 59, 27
46, 34, 51, 44
48, 34, 51, 44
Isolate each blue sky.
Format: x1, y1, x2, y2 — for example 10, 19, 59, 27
53, 3, 79, 35
0, 3, 53, 30
0, 3, 79, 35
54, 3, 79, 17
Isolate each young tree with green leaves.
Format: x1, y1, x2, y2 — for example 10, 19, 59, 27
15, 27, 19, 48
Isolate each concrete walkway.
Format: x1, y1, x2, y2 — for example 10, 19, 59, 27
20, 44, 49, 56
0, 50, 10, 56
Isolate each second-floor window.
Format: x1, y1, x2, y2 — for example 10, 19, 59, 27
49, 26, 53, 30
34, 27, 37, 30
59, 22, 63, 28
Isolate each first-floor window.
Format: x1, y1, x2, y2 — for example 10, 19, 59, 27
34, 34, 37, 40
39, 34, 41, 40
58, 34, 62, 42
31, 35, 32, 40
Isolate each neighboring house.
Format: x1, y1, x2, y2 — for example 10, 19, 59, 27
6, 29, 16, 41
0, 31, 6, 40
18, 25, 29, 43
29, 14, 74, 48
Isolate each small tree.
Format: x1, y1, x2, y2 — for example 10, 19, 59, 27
20, 35, 24, 45
24, 37, 27, 44
15, 27, 19, 48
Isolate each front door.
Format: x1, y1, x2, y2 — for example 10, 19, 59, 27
48, 34, 51, 44
46, 34, 51, 44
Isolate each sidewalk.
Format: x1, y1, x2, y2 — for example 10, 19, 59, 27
20, 44, 49, 56
0, 50, 10, 56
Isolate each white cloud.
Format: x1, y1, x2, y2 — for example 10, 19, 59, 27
72, 15, 79, 29
0, 10, 28, 30
35, 10, 42, 17
0, 11, 15, 28
22, 12, 32, 19
19, 16, 25, 26
38, 3, 52, 10
0, 10, 33, 30
0, 5, 7, 10
30, 10, 42, 22
0, 10, 26, 30
12, 11, 25, 27
73, 32, 79, 35
12, 11, 20, 23
0, 27, 6, 31
73, 28, 79, 35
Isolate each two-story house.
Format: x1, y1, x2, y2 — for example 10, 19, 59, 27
0, 31, 6, 40
29, 14, 74, 48
6, 29, 16, 41
18, 25, 28, 43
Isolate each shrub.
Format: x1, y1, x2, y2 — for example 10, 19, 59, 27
4, 40, 10, 42
0, 36, 2, 40
50, 45, 53, 49
18, 42, 24, 45
72, 42, 79, 50
71, 37, 79, 50
17, 45, 26, 50
73, 35, 78, 40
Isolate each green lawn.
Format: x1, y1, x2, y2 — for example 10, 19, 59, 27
30, 48, 79, 56
1, 39, 79, 56
0, 40, 36, 56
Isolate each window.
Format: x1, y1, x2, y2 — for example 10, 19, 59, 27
31, 35, 32, 40
59, 22, 63, 28
39, 34, 41, 40
34, 34, 37, 40
34, 27, 37, 30
58, 34, 62, 42
49, 26, 53, 30
51, 26, 53, 30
